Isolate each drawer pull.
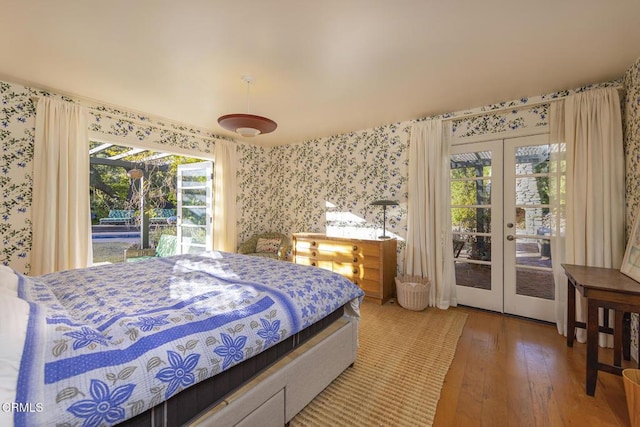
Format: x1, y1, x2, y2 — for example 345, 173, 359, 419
353, 257, 358, 263
311, 241, 317, 246
353, 269, 358, 274
312, 251, 316, 257
352, 245, 358, 251
311, 262, 316, 267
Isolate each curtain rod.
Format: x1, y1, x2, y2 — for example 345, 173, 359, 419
440, 86, 625, 123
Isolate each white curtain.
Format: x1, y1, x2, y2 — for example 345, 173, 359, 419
405, 119, 457, 309
551, 87, 625, 345
549, 100, 568, 335
31, 98, 92, 275
212, 139, 238, 252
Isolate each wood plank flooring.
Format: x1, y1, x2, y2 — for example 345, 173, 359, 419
434, 306, 633, 426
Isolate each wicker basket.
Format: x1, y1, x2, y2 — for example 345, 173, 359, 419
395, 275, 430, 311
623, 369, 640, 427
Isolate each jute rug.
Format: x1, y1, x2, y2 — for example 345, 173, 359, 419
290, 301, 467, 427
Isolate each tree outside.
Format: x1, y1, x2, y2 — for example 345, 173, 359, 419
450, 162, 492, 261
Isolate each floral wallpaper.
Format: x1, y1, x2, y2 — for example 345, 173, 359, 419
625, 58, 640, 237
88, 106, 227, 155
0, 80, 226, 274
1, 82, 34, 273
623, 56, 640, 360
236, 141, 271, 243
452, 102, 549, 137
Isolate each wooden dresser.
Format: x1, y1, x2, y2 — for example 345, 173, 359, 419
292, 233, 397, 304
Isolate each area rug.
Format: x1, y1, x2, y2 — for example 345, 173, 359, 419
290, 301, 467, 426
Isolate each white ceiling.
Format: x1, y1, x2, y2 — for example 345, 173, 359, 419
1, 1, 639, 147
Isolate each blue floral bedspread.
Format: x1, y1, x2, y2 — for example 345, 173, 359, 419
14, 251, 364, 427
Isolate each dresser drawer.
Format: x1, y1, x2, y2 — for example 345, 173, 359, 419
294, 256, 333, 270
315, 240, 353, 257
295, 247, 322, 258
354, 278, 381, 297
332, 264, 381, 297
295, 240, 347, 257
351, 241, 380, 257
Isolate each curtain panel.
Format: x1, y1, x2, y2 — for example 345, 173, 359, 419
31, 98, 92, 275
212, 139, 238, 253
550, 87, 625, 345
549, 100, 568, 335
405, 119, 457, 309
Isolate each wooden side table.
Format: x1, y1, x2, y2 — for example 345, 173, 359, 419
563, 264, 640, 396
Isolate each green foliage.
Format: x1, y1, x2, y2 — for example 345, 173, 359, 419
533, 162, 550, 215
450, 165, 491, 232
90, 164, 130, 221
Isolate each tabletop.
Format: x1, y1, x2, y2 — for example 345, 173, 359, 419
562, 264, 640, 295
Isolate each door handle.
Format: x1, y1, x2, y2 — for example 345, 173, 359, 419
506, 222, 514, 228
506, 235, 515, 241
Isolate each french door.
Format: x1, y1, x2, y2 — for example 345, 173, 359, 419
176, 161, 213, 254
451, 134, 557, 322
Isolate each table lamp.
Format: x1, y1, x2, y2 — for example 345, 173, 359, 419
370, 199, 398, 239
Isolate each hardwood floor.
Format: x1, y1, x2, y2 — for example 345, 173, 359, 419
434, 306, 634, 426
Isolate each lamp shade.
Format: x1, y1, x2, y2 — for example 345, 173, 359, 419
218, 75, 277, 138
127, 168, 143, 179
217, 113, 277, 137
370, 199, 399, 206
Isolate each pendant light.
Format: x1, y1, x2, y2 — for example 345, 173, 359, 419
218, 75, 277, 137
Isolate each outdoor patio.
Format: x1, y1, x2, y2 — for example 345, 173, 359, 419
455, 242, 555, 300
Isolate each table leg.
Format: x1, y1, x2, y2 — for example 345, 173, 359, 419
623, 312, 631, 361
567, 278, 576, 347
586, 298, 599, 396
614, 310, 623, 367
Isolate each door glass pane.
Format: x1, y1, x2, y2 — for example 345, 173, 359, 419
454, 263, 491, 290
181, 169, 207, 187
516, 267, 554, 300
181, 207, 206, 225
181, 226, 206, 245
182, 188, 207, 206
514, 207, 550, 236
514, 145, 550, 173
451, 179, 491, 205
451, 208, 491, 233
450, 151, 492, 177
516, 238, 552, 268
515, 176, 550, 205
453, 235, 492, 262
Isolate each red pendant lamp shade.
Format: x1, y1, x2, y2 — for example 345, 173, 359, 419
217, 113, 277, 137
218, 76, 277, 137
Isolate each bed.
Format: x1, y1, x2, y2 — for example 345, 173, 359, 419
0, 251, 364, 426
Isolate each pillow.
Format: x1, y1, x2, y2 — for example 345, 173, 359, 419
0, 269, 30, 426
0, 265, 18, 295
255, 237, 282, 254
